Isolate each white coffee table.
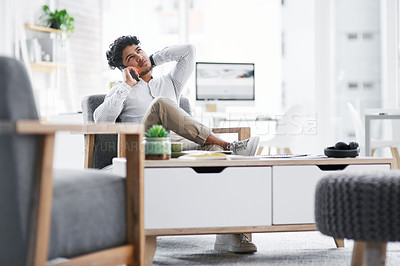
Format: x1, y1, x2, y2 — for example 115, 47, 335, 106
113, 156, 394, 265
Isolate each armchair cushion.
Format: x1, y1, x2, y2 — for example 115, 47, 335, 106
48, 169, 126, 259
179, 96, 192, 115
0, 56, 38, 121
81, 94, 107, 123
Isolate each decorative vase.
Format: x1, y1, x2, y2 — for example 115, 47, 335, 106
144, 137, 171, 160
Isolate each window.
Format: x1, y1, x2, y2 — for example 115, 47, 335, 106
102, 0, 281, 113
188, 0, 281, 112
102, 0, 181, 85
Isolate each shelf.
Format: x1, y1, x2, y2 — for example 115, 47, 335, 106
30, 62, 71, 72
24, 23, 65, 34
22, 23, 75, 116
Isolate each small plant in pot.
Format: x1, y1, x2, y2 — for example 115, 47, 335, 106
144, 125, 171, 160
40, 5, 75, 36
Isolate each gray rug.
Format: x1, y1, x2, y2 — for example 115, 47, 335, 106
153, 231, 400, 265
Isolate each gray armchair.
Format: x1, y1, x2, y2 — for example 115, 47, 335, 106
81, 94, 193, 169
0, 57, 144, 265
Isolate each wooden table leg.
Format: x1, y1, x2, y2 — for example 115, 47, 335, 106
390, 147, 400, 169
351, 241, 387, 266
145, 236, 157, 266
245, 233, 252, 242
351, 241, 365, 266
365, 242, 387, 266
334, 238, 344, 248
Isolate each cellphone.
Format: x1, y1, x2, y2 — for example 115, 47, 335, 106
130, 71, 140, 82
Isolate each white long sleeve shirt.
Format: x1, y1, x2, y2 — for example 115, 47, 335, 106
94, 44, 196, 123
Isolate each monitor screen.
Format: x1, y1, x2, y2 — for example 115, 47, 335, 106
196, 62, 255, 101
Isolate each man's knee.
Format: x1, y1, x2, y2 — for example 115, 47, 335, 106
148, 97, 164, 114
150, 97, 178, 117
151, 96, 173, 108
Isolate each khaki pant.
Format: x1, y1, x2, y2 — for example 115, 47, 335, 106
142, 97, 222, 151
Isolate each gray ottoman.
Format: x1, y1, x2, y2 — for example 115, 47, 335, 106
315, 170, 400, 266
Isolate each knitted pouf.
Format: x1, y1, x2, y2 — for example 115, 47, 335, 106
315, 170, 400, 243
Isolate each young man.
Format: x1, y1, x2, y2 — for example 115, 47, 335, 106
94, 36, 259, 253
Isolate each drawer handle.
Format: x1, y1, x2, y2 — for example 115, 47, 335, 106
191, 167, 226, 174
317, 165, 349, 171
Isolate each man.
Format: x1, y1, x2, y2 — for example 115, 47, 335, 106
94, 35, 258, 253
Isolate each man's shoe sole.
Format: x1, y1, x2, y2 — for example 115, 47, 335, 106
248, 137, 260, 156
214, 243, 257, 253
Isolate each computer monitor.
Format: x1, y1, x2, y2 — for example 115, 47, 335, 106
195, 62, 255, 111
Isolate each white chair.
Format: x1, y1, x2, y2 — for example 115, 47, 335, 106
347, 102, 400, 167
258, 105, 305, 155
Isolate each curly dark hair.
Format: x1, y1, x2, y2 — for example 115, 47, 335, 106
106, 35, 140, 70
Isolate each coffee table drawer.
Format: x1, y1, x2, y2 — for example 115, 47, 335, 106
272, 164, 390, 225
145, 166, 271, 229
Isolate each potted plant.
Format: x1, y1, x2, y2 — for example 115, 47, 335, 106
144, 125, 171, 160
40, 5, 75, 36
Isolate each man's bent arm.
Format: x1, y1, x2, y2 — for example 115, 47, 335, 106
151, 44, 196, 99
93, 82, 133, 123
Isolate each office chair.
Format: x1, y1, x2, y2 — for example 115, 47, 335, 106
347, 102, 400, 168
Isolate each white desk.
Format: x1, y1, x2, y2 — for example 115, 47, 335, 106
365, 109, 400, 156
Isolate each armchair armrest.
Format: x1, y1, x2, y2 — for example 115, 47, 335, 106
212, 127, 251, 141
16, 120, 144, 168
16, 120, 144, 134
14, 120, 145, 266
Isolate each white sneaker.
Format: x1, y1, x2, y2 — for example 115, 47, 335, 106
228, 136, 260, 156
214, 234, 257, 253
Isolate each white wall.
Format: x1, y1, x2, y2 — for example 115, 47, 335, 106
191, 0, 282, 114
0, 0, 47, 57
282, 0, 316, 112
0, 1, 15, 56
280, 0, 321, 154
315, 0, 336, 153
381, 0, 399, 109
101, 0, 282, 114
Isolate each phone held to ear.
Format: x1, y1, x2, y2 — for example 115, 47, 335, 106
130, 71, 140, 82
